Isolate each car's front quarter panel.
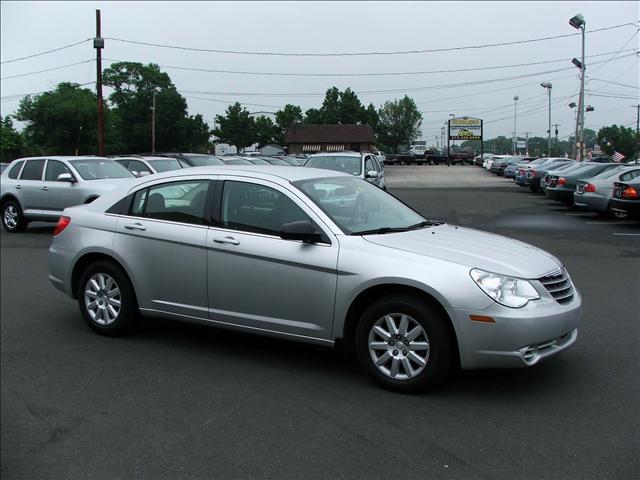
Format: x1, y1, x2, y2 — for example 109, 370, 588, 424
333, 236, 495, 343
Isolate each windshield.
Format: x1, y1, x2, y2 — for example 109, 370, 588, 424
293, 176, 427, 235
148, 159, 183, 172
70, 159, 134, 180
304, 156, 362, 176
225, 158, 252, 165
184, 155, 225, 166
247, 158, 270, 165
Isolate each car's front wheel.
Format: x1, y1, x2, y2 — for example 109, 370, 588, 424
355, 294, 455, 393
78, 260, 139, 336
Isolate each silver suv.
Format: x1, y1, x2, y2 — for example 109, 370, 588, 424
1, 156, 135, 232
303, 152, 386, 189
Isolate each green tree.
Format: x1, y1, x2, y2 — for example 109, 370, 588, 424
15, 82, 104, 155
0, 116, 25, 162
304, 108, 324, 124
103, 62, 210, 153
213, 103, 256, 152
319, 87, 341, 124
377, 96, 423, 153
337, 88, 366, 124
275, 104, 303, 144
254, 115, 278, 147
363, 103, 380, 132
597, 125, 637, 160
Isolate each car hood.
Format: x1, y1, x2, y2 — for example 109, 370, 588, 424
363, 224, 561, 279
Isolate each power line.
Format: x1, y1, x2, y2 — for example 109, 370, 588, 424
587, 28, 640, 75
103, 22, 638, 57
0, 82, 97, 101
100, 49, 636, 78
0, 39, 91, 64
586, 77, 639, 90
0, 59, 94, 80
183, 95, 282, 109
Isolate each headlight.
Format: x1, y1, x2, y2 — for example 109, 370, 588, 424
470, 268, 540, 308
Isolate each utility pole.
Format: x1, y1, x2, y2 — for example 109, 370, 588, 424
578, 23, 586, 161
513, 96, 519, 155
633, 104, 639, 163
94, 9, 105, 156
523, 132, 532, 156
151, 91, 156, 153
552, 124, 561, 157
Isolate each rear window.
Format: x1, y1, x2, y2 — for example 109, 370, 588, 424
183, 155, 225, 167
8, 161, 24, 179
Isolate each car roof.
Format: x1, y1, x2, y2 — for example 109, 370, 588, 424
307, 152, 363, 157
131, 165, 350, 183
13, 156, 112, 161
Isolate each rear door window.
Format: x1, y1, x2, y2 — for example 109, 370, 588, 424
129, 180, 210, 225
20, 159, 45, 180
7, 161, 24, 179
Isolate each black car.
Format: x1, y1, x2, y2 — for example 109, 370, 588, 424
545, 162, 620, 204
610, 180, 640, 220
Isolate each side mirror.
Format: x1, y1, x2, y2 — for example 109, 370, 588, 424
280, 220, 323, 244
131, 170, 140, 177
57, 173, 75, 183
139, 171, 151, 177
366, 170, 378, 179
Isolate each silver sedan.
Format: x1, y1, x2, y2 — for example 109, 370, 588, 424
49, 166, 582, 392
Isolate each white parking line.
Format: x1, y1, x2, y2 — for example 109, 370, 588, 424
612, 233, 640, 236
565, 213, 595, 216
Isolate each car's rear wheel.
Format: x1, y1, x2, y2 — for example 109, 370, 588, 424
78, 261, 139, 336
355, 294, 455, 393
1, 199, 28, 233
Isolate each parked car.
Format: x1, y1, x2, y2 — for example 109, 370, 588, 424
155, 153, 226, 167
48, 166, 581, 392
490, 156, 522, 176
545, 163, 620, 205
241, 157, 271, 165
504, 158, 535, 178
114, 156, 185, 176
219, 156, 253, 166
609, 179, 640, 220
515, 158, 561, 187
540, 162, 581, 191
271, 156, 302, 166
304, 152, 386, 189
474, 153, 494, 167
1, 156, 135, 232
261, 157, 292, 166
573, 165, 640, 218
526, 159, 575, 192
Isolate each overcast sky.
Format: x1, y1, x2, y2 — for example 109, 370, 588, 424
1, 1, 638, 146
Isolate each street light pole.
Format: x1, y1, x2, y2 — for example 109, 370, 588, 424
151, 91, 157, 153
541, 83, 552, 157
523, 132, 532, 156
570, 14, 586, 160
513, 96, 519, 155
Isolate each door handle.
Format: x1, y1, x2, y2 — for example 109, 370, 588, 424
213, 236, 240, 245
15, 185, 21, 189
124, 222, 147, 231
41, 186, 48, 191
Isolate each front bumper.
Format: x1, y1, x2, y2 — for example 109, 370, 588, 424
447, 291, 582, 369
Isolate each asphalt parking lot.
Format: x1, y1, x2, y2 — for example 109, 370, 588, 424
1, 165, 638, 480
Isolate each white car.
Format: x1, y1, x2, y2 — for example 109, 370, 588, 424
114, 156, 186, 177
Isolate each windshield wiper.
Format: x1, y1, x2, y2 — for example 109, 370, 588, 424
407, 220, 442, 230
352, 227, 411, 235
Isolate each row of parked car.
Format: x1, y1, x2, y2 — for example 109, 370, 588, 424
0, 151, 387, 232
476, 154, 640, 220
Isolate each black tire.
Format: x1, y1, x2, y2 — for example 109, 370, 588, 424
77, 260, 139, 336
1, 199, 28, 233
355, 294, 455, 393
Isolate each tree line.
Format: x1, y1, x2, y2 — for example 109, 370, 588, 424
0, 61, 636, 161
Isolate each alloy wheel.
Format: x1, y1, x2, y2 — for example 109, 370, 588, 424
3, 205, 18, 229
84, 273, 121, 325
368, 313, 430, 380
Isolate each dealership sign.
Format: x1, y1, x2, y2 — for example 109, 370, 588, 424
448, 117, 483, 141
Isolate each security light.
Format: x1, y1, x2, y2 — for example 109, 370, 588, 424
586, 105, 595, 112
569, 14, 585, 30
569, 102, 577, 108
513, 96, 519, 101
540, 82, 553, 89
572, 58, 583, 69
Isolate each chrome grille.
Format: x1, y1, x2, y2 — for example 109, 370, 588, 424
539, 268, 574, 304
